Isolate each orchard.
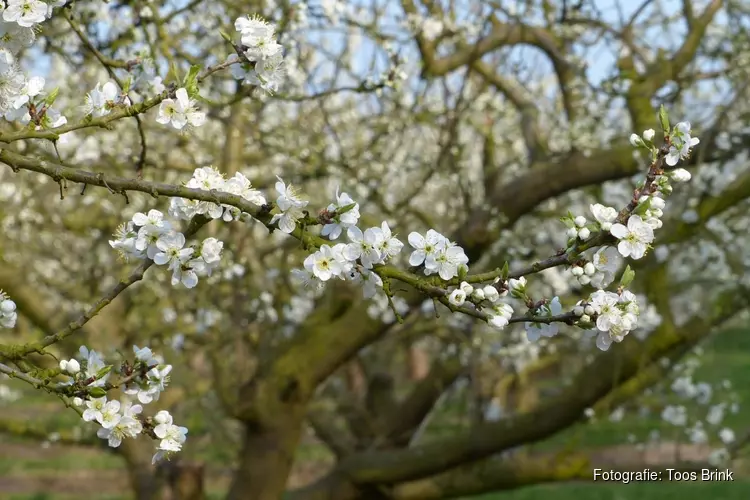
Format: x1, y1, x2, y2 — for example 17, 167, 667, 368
1, 1, 750, 499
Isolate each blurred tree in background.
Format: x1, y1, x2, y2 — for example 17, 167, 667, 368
2, 0, 750, 499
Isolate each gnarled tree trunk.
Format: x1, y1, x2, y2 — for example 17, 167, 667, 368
227, 407, 307, 500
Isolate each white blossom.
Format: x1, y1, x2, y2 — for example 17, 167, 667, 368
610, 215, 654, 259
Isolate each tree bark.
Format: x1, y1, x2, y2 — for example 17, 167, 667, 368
227, 415, 306, 500
119, 440, 161, 500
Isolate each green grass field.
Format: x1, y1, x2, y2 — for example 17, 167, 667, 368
1, 326, 749, 499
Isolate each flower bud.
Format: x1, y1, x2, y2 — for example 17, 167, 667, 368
66, 358, 81, 374
574, 216, 587, 227
573, 305, 584, 317
508, 277, 526, 291
73, 397, 84, 406
448, 289, 466, 306
471, 288, 485, 301
580, 314, 591, 323
670, 168, 691, 182
483, 285, 500, 303
600, 221, 612, 231
642, 129, 655, 141
584, 262, 596, 276
629, 133, 643, 147
578, 228, 591, 240
155, 410, 171, 425
459, 281, 473, 296
578, 275, 591, 285
584, 305, 595, 316
571, 266, 584, 277
566, 227, 578, 239
59, 360, 68, 371
0, 299, 16, 314
650, 197, 666, 210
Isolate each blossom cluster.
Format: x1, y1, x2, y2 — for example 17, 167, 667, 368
0, 290, 17, 328
156, 87, 206, 130
169, 166, 266, 221
576, 289, 639, 351
269, 177, 308, 233
84, 81, 128, 118
556, 121, 699, 349
109, 205, 224, 289
1, 8, 67, 125
300, 221, 403, 298
230, 15, 286, 93
408, 229, 469, 280
105, 117, 697, 352
59, 345, 186, 463
4, 12, 285, 134
448, 280, 514, 329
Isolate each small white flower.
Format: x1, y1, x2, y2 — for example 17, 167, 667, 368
407, 229, 446, 267
85, 81, 118, 117
155, 88, 205, 129
153, 232, 194, 269
200, 237, 223, 264
375, 222, 403, 260
304, 245, 343, 281
610, 215, 654, 259
133, 345, 157, 365
590, 203, 618, 231
590, 247, 622, 288
487, 303, 513, 330
666, 122, 699, 166
82, 397, 108, 423
321, 189, 360, 240
347, 268, 383, 299
344, 226, 383, 268
429, 245, 469, 280
3, 0, 48, 27
96, 400, 122, 429
448, 289, 466, 306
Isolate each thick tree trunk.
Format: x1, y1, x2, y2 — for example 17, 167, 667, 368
119, 440, 161, 500
227, 417, 306, 500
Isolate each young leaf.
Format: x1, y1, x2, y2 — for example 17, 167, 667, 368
620, 265, 635, 287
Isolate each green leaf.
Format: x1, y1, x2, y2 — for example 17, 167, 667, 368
659, 105, 670, 135
95, 365, 112, 379
88, 387, 107, 398
457, 264, 468, 281
500, 261, 509, 280
219, 29, 233, 44
44, 87, 60, 107
620, 265, 635, 287
337, 203, 356, 215
183, 65, 202, 96
121, 76, 132, 94
168, 62, 181, 84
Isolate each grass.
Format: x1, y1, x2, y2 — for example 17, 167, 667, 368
472, 480, 750, 499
